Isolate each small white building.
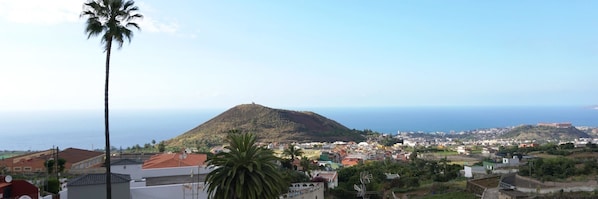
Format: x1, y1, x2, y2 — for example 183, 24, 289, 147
502, 156, 520, 166
463, 166, 487, 178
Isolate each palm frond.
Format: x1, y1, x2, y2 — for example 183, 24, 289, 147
205, 133, 287, 199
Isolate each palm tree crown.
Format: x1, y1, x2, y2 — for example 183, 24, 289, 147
82, 0, 142, 51
205, 133, 287, 199
283, 144, 303, 161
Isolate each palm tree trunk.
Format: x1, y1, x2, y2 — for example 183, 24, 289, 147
105, 39, 112, 199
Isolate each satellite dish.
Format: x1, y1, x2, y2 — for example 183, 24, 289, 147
18, 195, 32, 199
5, 175, 12, 183
353, 184, 361, 192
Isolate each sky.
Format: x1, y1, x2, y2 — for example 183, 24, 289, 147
1, 0, 597, 111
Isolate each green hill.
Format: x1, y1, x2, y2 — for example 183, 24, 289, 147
167, 104, 365, 148
500, 125, 590, 141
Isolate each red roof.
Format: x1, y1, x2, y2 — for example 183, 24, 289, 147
142, 153, 207, 169
341, 158, 360, 167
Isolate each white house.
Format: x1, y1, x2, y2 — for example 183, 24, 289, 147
502, 156, 520, 166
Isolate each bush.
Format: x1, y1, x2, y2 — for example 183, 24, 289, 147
46, 178, 60, 194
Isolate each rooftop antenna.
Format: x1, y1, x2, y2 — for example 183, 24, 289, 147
179, 150, 188, 167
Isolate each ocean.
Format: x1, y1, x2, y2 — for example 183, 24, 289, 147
0, 106, 597, 151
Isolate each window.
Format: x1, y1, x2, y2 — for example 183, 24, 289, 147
24, 167, 32, 171
13, 167, 21, 171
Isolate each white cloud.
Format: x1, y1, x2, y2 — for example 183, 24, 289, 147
0, 0, 182, 35
137, 16, 179, 34
0, 0, 84, 25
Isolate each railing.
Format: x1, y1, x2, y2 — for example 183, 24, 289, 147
280, 182, 324, 199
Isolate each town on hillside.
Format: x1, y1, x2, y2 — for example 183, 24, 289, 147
2, 122, 598, 199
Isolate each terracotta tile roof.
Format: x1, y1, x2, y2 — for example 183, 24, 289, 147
1, 148, 103, 172
67, 173, 130, 187
341, 158, 360, 167
142, 153, 207, 169
55, 148, 104, 163
39, 148, 104, 169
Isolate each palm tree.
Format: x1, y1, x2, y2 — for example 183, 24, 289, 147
283, 144, 303, 170
283, 144, 303, 161
299, 156, 313, 177
205, 133, 287, 199
81, 1, 142, 198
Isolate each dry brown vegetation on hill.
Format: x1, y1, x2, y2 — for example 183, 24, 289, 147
500, 125, 590, 141
167, 104, 365, 148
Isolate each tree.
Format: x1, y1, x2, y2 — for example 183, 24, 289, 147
158, 141, 166, 152
205, 133, 287, 199
283, 144, 303, 170
81, 1, 142, 199
299, 156, 313, 177
45, 158, 66, 174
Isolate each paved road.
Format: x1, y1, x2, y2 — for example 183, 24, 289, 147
482, 188, 499, 199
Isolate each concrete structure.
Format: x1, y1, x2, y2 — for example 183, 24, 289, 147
502, 156, 520, 166
111, 159, 144, 181
130, 182, 208, 199
67, 173, 131, 199
142, 166, 211, 186
281, 183, 325, 199
463, 166, 486, 178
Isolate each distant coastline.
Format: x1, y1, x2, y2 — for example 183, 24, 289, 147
1, 106, 597, 151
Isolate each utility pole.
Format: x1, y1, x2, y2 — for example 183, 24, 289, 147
55, 146, 59, 181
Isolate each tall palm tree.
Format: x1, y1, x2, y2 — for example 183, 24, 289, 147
81, 1, 142, 198
205, 133, 287, 199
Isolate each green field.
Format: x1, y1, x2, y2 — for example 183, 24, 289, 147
0, 152, 24, 159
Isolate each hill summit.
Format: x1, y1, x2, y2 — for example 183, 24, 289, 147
167, 104, 365, 147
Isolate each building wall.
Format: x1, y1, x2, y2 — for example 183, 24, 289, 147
142, 166, 212, 178
283, 183, 325, 199
68, 183, 130, 199
129, 182, 324, 199
130, 182, 209, 199
70, 155, 104, 170
112, 164, 143, 180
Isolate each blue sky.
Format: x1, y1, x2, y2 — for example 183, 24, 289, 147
1, 0, 597, 110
